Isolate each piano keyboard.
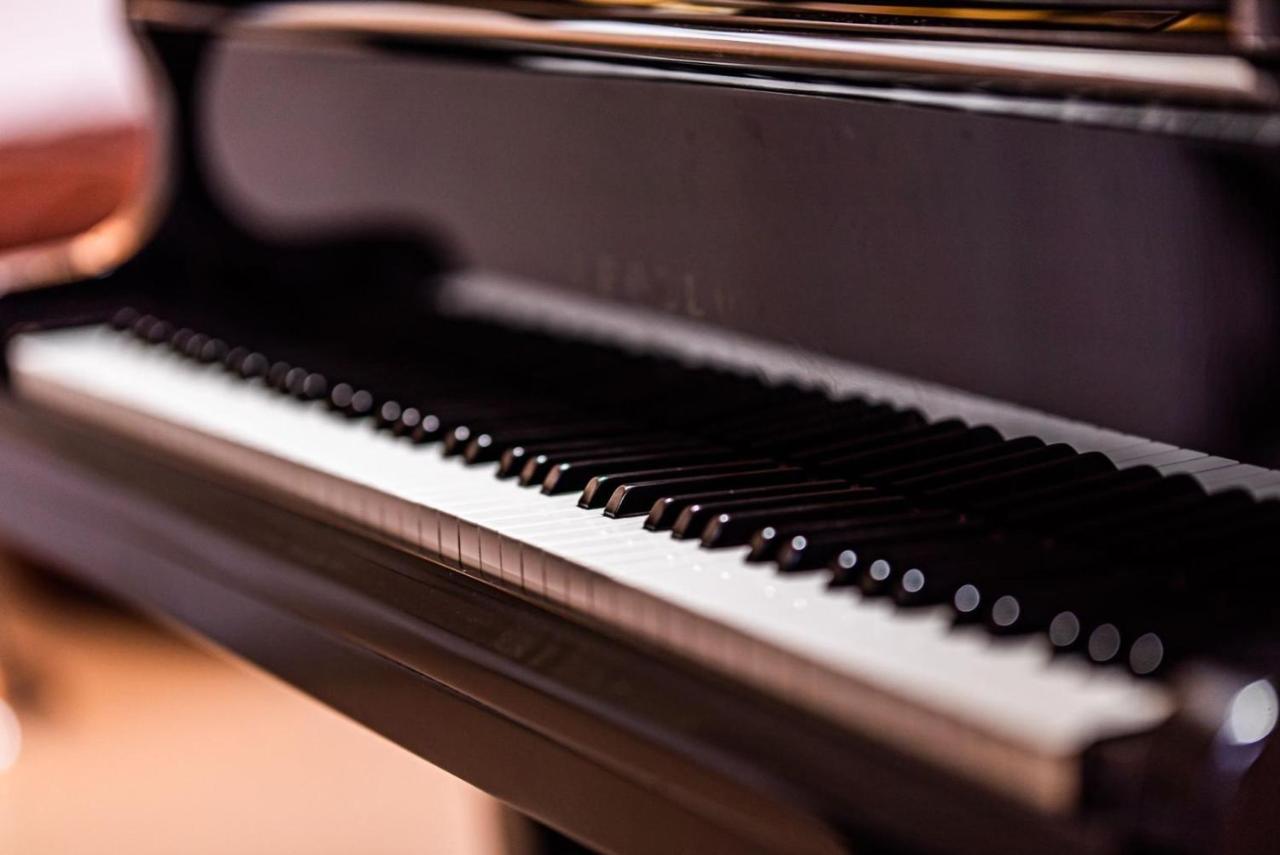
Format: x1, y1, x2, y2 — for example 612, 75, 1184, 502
9, 283, 1277, 813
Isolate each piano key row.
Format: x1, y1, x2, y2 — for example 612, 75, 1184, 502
109, 306, 1280, 677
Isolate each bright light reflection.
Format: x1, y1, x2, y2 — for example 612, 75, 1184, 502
1225, 679, 1278, 746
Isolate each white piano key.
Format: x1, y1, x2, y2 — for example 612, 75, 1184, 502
1159, 455, 1239, 476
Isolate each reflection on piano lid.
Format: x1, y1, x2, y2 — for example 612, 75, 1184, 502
10, 272, 1280, 811
224, 1, 1272, 104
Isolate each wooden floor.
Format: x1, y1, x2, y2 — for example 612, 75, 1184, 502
0, 555, 506, 855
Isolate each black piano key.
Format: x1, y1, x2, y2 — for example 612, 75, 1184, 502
1067, 486, 1226, 550
834, 537, 1046, 596
977, 465, 1159, 518
970, 558, 1176, 639
889, 544, 1075, 608
670, 486, 877, 541
773, 513, 967, 573
518, 439, 708, 487
441, 409, 566, 456
745, 506, 938, 562
706, 396, 871, 440
699, 495, 903, 548
110, 307, 139, 331
375, 400, 403, 430
299, 372, 328, 401
342, 387, 375, 417
403, 396, 522, 442
996, 467, 1171, 528
170, 327, 194, 353
129, 313, 158, 340
603, 467, 807, 518
984, 586, 1089, 638
498, 433, 667, 478
734, 404, 902, 452
391, 406, 422, 437
821, 424, 1001, 477
861, 435, 1045, 486
894, 558, 1024, 611
583, 460, 781, 509
464, 419, 632, 464
284, 366, 311, 398
145, 319, 174, 345
1129, 498, 1280, 559
1065, 486, 1236, 548
921, 451, 1114, 505
644, 479, 847, 531
184, 332, 209, 359
199, 338, 229, 364
786, 411, 932, 463
542, 449, 736, 495
888, 442, 1073, 495
266, 360, 293, 392
223, 345, 250, 374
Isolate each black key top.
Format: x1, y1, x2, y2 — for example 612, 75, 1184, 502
464, 419, 631, 464
376, 400, 404, 431
442, 409, 569, 455
1059, 484, 1224, 546
170, 327, 194, 353
239, 352, 269, 379
543, 450, 735, 495
518, 439, 708, 486
145, 319, 173, 345
582, 460, 779, 509
734, 405, 900, 452
922, 451, 1114, 505
266, 360, 293, 391
823, 424, 1002, 477
602, 467, 806, 517
793, 417, 962, 464
498, 434, 666, 479
832, 537, 1042, 596
284, 366, 311, 398
886, 442, 1072, 494
978, 571, 1141, 639
773, 513, 966, 573
329, 382, 375, 418
746, 508, 939, 562
645, 480, 847, 531
130, 313, 158, 340
1114, 491, 1263, 557
110, 307, 139, 331
670, 486, 874, 540
199, 338, 229, 364
300, 372, 328, 401
889, 543, 1070, 607
223, 345, 250, 374
393, 406, 423, 438
711, 397, 876, 442
861, 436, 1045, 486
700, 495, 900, 548
975, 465, 1158, 518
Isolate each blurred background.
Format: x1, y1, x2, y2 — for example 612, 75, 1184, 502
0, 3, 509, 852
0, 557, 503, 854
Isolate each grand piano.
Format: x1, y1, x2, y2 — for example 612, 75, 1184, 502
2, 0, 1279, 851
